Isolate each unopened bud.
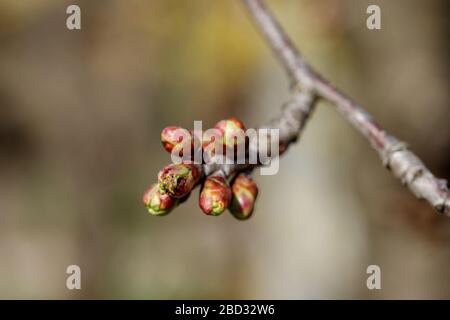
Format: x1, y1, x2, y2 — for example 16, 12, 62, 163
229, 173, 258, 220
161, 126, 191, 155
199, 173, 232, 216
143, 183, 177, 215
214, 117, 246, 148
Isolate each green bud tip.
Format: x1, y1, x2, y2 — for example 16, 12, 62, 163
199, 174, 232, 216
158, 163, 202, 198
142, 183, 177, 216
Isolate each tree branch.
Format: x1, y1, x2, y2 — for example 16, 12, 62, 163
243, 0, 449, 216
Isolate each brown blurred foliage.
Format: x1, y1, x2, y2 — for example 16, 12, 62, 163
0, 0, 449, 298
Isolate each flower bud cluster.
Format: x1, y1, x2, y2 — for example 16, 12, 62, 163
143, 118, 258, 219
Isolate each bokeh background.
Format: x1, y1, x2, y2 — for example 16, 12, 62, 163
0, 0, 449, 299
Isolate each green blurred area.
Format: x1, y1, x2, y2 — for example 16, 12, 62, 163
0, 0, 449, 299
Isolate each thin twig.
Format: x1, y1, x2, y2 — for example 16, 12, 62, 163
243, 0, 449, 216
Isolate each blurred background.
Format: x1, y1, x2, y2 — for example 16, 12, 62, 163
0, 0, 449, 299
